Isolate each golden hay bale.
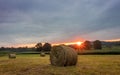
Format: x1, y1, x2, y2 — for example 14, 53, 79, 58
8, 53, 16, 59
40, 52, 46, 57
50, 45, 78, 66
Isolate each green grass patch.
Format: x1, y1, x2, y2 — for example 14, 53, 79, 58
78, 49, 120, 55
0, 51, 9, 57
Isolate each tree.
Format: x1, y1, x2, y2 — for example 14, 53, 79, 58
93, 40, 102, 50
35, 43, 42, 51
0, 47, 5, 51
42, 43, 52, 51
82, 40, 91, 50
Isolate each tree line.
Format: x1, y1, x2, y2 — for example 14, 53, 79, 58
69, 40, 102, 50
35, 43, 52, 52
0, 43, 52, 52
0, 40, 120, 52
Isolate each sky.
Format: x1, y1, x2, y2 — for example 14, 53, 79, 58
0, 0, 120, 47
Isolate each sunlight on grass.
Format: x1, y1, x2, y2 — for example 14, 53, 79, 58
0, 55, 120, 75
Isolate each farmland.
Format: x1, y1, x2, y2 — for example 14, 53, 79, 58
0, 54, 120, 75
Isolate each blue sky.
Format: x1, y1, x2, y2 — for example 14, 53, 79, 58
0, 0, 120, 47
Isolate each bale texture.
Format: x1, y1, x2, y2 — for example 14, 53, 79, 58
9, 53, 16, 59
50, 45, 78, 66
40, 52, 46, 57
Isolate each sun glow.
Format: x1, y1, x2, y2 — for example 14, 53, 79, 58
10, 41, 83, 48
76, 42, 82, 46
52, 41, 83, 46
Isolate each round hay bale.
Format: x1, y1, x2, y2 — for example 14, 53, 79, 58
40, 52, 46, 57
8, 53, 16, 59
50, 45, 78, 66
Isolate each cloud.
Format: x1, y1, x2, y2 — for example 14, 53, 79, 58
0, 0, 120, 46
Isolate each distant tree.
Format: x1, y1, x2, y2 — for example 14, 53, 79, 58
35, 43, 42, 51
82, 40, 91, 50
42, 43, 52, 51
31, 47, 35, 50
93, 40, 102, 50
0, 47, 5, 50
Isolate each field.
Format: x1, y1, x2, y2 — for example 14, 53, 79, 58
0, 54, 120, 75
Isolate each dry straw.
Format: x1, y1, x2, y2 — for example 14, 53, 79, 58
8, 53, 16, 59
50, 45, 78, 66
40, 52, 46, 57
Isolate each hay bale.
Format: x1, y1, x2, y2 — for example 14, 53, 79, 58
50, 45, 78, 66
9, 53, 16, 59
40, 52, 46, 57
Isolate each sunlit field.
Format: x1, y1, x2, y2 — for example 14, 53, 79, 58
0, 54, 120, 75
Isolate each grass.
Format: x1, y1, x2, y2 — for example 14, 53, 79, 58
77, 46, 120, 55
0, 54, 120, 75
78, 49, 120, 55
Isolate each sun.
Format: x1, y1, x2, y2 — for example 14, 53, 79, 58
76, 42, 82, 46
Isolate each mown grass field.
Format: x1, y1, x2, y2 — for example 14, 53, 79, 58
0, 54, 120, 75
